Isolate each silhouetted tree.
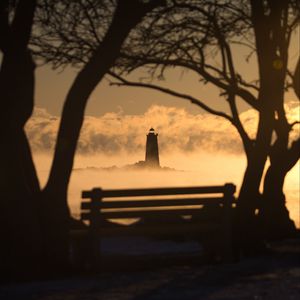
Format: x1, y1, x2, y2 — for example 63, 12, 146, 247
34, 0, 164, 273
109, 0, 299, 251
260, 56, 299, 239
0, 0, 164, 279
0, 0, 43, 279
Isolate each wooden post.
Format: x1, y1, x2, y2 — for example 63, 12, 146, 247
221, 183, 235, 262
89, 188, 102, 269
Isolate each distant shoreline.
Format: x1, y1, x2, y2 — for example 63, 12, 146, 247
73, 163, 185, 172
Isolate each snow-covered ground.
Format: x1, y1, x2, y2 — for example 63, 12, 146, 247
1, 239, 299, 300
101, 236, 202, 256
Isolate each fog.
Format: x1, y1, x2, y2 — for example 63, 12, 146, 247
26, 104, 299, 227
33, 151, 299, 227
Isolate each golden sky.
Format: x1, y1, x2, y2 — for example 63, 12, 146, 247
34, 26, 299, 117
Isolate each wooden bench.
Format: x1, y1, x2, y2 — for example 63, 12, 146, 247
80, 183, 236, 267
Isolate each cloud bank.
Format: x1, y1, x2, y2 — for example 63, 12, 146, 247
25, 103, 299, 156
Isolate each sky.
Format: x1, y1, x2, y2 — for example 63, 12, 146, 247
33, 25, 300, 117
35, 65, 229, 116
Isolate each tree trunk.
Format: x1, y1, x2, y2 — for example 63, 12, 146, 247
0, 1, 41, 278
260, 137, 300, 239
0, 50, 43, 280
260, 164, 297, 240
235, 148, 269, 256
259, 53, 300, 239
234, 0, 290, 255
0, 129, 42, 281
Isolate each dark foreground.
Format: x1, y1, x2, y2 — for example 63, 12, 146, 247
1, 239, 300, 300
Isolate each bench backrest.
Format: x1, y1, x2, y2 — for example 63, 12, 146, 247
81, 184, 236, 225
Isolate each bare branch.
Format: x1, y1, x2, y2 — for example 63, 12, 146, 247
109, 71, 233, 122
227, 93, 253, 157
236, 75, 259, 92
119, 52, 260, 110
290, 121, 300, 129
285, 138, 300, 172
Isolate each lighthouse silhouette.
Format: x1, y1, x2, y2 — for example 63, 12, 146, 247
145, 128, 160, 168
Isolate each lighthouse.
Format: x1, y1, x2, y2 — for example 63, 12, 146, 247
145, 128, 160, 168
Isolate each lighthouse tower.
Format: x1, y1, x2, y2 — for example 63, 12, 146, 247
145, 128, 160, 168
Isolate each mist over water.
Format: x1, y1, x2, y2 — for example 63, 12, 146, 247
26, 105, 299, 227
33, 151, 300, 228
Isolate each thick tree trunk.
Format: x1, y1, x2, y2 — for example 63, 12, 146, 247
259, 53, 300, 239
235, 148, 269, 256
0, 1, 40, 278
260, 137, 300, 239
235, 70, 276, 254
260, 164, 297, 240
0, 129, 42, 280
234, 1, 290, 255
0, 50, 42, 280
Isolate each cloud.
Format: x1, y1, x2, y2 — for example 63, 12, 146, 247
25, 108, 59, 152
25, 103, 299, 156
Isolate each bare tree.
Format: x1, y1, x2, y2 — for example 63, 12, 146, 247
33, 0, 165, 271
109, 0, 299, 251
0, 0, 164, 279
260, 54, 300, 239
0, 0, 44, 280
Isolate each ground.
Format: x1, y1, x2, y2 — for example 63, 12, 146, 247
1, 239, 299, 300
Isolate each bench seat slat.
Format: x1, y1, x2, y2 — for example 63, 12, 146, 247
81, 197, 228, 210
82, 185, 233, 199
